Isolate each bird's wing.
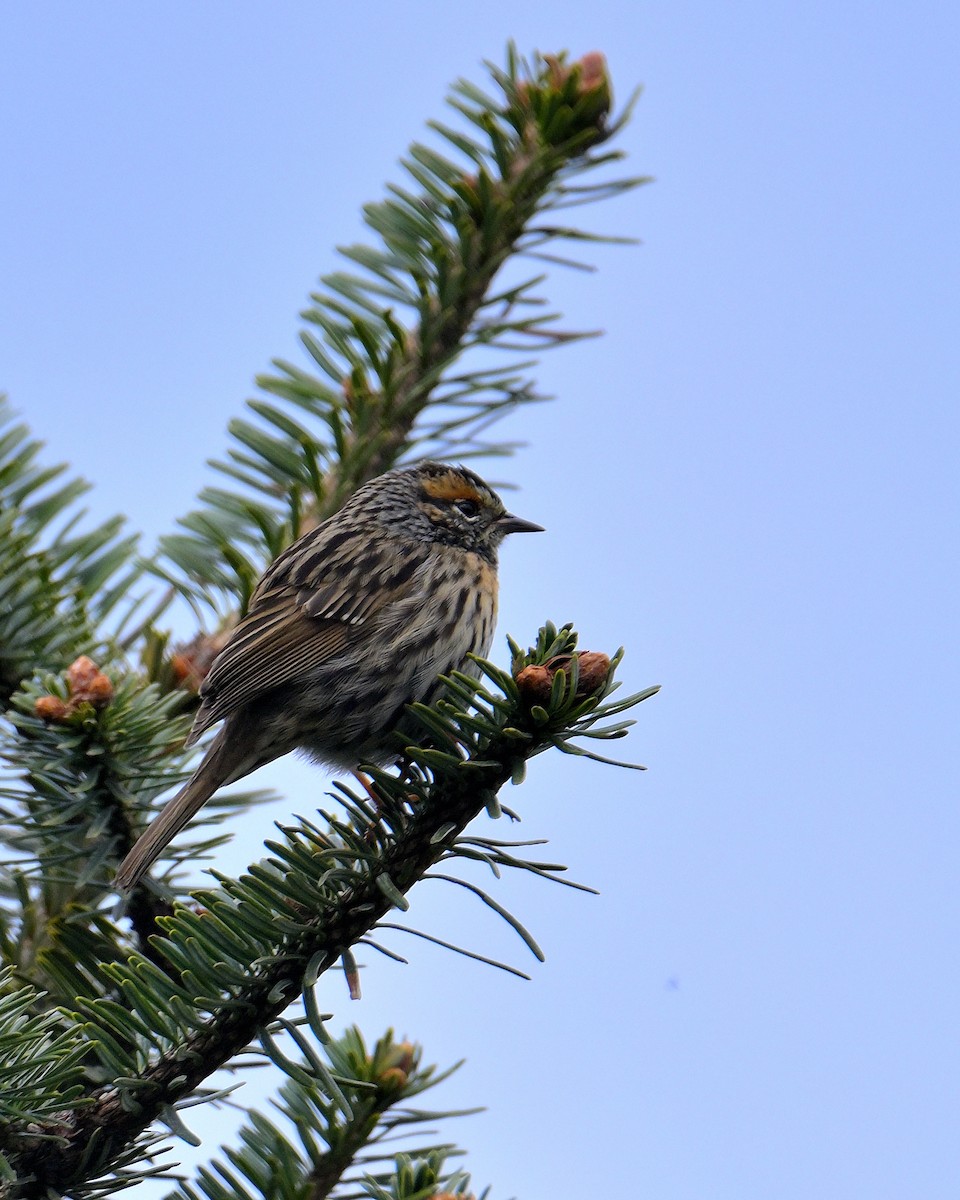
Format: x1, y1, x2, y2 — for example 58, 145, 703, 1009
188, 525, 429, 740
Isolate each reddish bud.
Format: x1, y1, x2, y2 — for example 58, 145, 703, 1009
170, 629, 232, 691
169, 654, 196, 687
35, 696, 68, 722
515, 651, 611, 705
66, 655, 100, 694
515, 663, 553, 704
577, 51, 608, 92
574, 650, 611, 695
84, 673, 115, 707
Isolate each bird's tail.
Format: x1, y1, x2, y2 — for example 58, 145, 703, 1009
116, 726, 236, 894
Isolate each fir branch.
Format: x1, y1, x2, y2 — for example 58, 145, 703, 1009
159, 47, 646, 612
0, 46, 651, 1200
5, 627, 657, 1196
164, 1028, 482, 1200
0, 399, 140, 705
0, 664, 271, 992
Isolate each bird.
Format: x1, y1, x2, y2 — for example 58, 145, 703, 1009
115, 462, 543, 892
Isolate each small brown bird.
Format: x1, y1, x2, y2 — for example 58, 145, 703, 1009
116, 462, 542, 892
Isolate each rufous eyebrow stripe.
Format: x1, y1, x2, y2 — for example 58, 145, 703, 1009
419, 472, 487, 502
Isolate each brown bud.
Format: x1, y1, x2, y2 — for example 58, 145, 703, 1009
570, 52, 612, 139
66, 655, 100, 694
170, 628, 232, 691
577, 51, 608, 93
84, 673, 115, 708
515, 663, 553, 705
515, 651, 611, 705
169, 653, 197, 687
35, 696, 69, 722
61, 656, 115, 710
574, 650, 611, 695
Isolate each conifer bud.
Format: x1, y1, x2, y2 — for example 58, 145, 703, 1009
34, 695, 68, 721
515, 650, 610, 704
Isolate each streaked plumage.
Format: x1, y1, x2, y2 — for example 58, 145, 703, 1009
116, 462, 542, 892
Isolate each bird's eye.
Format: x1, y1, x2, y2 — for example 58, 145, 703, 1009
455, 498, 482, 519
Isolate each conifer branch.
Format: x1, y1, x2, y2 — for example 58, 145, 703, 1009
158, 46, 649, 614
6, 629, 657, 1195
0, 399, 139, 705
0, 46, 653, 1200
165, 1029, 482, 1200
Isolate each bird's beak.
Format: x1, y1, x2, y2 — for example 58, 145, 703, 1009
497, 512, 545, 535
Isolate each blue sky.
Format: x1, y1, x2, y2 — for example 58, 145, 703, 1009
3, 3, 959, 1197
